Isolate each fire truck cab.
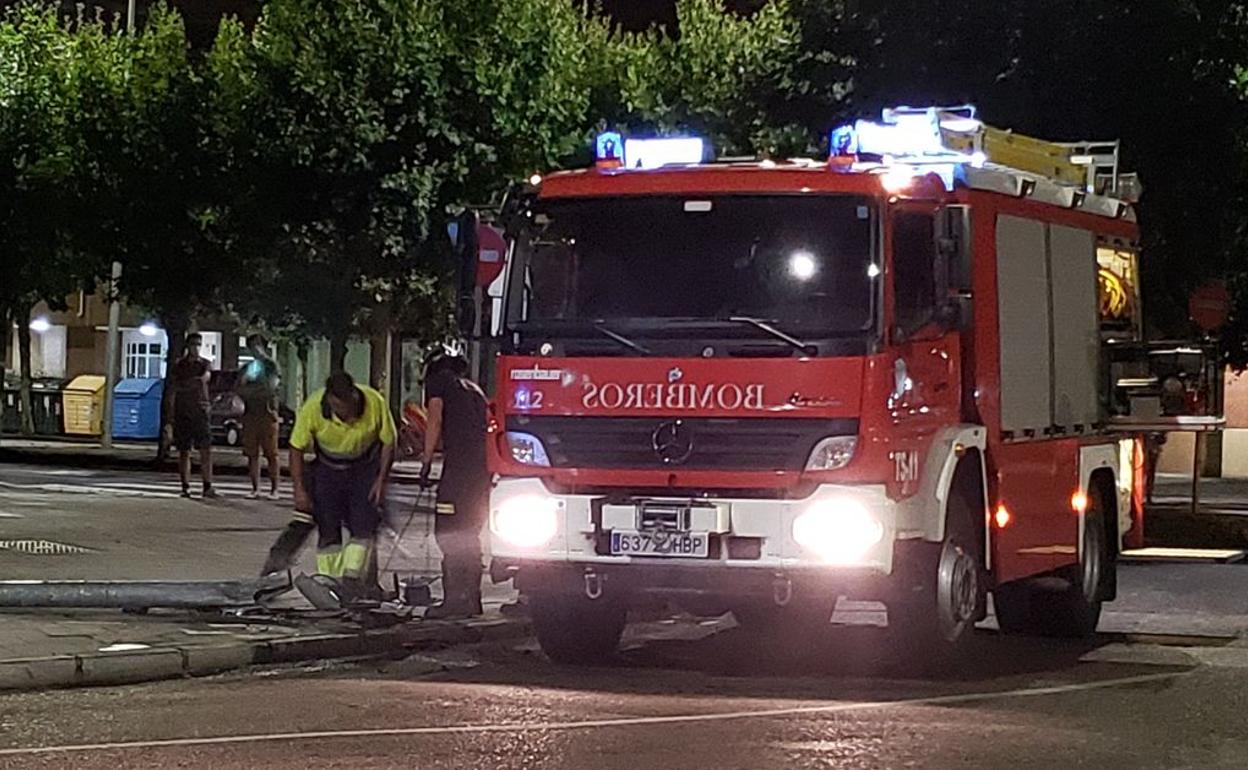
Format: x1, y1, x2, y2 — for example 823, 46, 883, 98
471, 106, 1219, 663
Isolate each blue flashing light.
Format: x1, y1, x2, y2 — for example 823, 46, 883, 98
595, 131, 624, 164
829, 124, 859, 156
829, 106, 984, 185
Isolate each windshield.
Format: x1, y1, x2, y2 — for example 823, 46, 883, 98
510, 195, 877, 336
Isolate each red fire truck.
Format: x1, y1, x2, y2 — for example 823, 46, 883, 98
467, 106, 1219, 662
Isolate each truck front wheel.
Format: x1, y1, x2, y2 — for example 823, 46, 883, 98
528, 591, 627, 665
887, 462, 986, 661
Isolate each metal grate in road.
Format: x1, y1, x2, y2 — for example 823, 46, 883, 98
0, 539, 95, 556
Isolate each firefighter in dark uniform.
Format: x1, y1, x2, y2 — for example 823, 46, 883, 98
420, 353, 489, 619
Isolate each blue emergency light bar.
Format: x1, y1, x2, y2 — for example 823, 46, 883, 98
829, 106, 987, 190
594, 132, 707, 170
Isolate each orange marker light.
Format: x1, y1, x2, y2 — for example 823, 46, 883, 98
1071, 490, 1089, 514
994, 504, 1011, 529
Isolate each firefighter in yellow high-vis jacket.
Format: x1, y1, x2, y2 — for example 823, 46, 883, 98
288, 371, 396, 599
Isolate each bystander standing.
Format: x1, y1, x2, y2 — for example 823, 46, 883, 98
169, 333, 217, 499
239, 334, 282, 500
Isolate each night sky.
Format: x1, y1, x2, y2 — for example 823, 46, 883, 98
0, 1, 735, 44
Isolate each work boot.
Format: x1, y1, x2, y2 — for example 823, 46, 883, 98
425, 563, 481, 619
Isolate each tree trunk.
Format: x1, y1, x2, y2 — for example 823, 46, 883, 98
296, 340, 310, 401
16, 304, 34, 436
0, 308, 9, 444
155, 316, 188, 463
329, 331, 349, 374
369, 330, 388, 392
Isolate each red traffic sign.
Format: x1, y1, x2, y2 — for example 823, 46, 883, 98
476, 224, 507, 288
1189, 280, 1230, 332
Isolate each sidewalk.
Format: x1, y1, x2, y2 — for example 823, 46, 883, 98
1146, 474, 1248, 549
0, 585, 523, 693
0, 435, 425, 480
0, 470, 519, 692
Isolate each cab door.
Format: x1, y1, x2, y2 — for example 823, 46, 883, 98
884, 203, 962, 498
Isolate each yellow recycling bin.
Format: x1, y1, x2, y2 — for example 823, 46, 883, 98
62, 375, 107, 436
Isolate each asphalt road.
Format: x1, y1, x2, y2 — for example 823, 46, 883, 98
1, 615, 1247, 770
4, 462, 1248, 769
0, 462, 426, 510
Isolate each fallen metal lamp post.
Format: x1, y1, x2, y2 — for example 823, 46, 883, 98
0, 579, 274, 609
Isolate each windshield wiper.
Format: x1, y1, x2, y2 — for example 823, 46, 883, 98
726, 316, 818, 356
593, 321, 653, 356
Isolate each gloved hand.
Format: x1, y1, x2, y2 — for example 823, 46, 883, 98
418, 461, 434, 490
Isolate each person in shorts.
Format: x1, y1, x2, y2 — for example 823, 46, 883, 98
170, 333, 217, 498
239, 334, 282, 499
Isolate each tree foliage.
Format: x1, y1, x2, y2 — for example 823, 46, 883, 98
603, 0, 810, 156
0, 3, 94, 433
3, 0, 1248, 382
227, 0, 612, 367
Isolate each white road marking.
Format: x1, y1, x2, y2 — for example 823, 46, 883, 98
0, 670, 1182, 757
0, 481, 179, 498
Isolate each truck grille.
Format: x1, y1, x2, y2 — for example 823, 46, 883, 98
507, 416, 857, 472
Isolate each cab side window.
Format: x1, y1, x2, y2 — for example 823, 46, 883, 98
893, 212, 937, 334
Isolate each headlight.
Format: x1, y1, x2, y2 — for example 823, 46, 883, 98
805, 436, 857, 471
792, 497, 883, 564
504, 431, 551, 467
492, 494, 559, 548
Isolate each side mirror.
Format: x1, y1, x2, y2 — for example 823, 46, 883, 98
937, 205, 973, 330
937, 205, 972, 293
452, 209, 480, 336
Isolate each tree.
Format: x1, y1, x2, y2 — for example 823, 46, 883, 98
601, 0, 810, 157
0, 3, 96, 435
227, 0, 612, 373
66, 3, 247, 456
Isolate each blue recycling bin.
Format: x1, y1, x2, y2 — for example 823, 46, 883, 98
111, 378, 164, 440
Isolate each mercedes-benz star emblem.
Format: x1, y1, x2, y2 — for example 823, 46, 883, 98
652, 420, 694, 465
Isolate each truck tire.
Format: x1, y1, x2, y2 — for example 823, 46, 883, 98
528, 592, 627, 665
993, 485, 1111, 638
887, 462, 986, 661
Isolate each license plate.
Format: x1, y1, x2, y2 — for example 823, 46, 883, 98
610, 530, 709, 558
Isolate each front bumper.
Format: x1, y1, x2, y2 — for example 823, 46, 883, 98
487, 477, 899, 580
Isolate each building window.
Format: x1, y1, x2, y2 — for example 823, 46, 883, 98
9, 323, 67, 378
124, 339, 165, 379
198, 331, 223, 371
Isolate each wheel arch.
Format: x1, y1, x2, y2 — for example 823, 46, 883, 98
1078, 444, 1123, 557
906, 425, 989, 550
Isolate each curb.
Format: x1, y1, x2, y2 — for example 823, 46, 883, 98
0, 615, 530, 694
